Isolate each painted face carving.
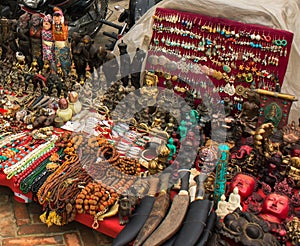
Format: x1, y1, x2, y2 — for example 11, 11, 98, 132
292, 148, 300, 157
43, 20, 51, 31
230, 174, 255, 200
53, 14, 62, 25
261, 193, 289, 221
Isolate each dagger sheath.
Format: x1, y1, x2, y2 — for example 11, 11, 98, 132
173, 173, 211, 246
173, 199, 212, 246
195, 211, 217, 246
143, 171, 190, 246
112, 178, 159, 246
133, 172, 171, 246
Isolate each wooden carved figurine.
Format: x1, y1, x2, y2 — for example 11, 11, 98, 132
41, 14, 55, 65
29, 13, 43, 69
52, 7, 71, 75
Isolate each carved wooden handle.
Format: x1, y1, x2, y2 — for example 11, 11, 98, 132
147, 177, 159, 196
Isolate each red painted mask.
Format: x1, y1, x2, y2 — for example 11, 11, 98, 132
230, 174, 255, 200
261, 193, 289, 221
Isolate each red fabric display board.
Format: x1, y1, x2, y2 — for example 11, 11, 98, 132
147, 7, 294, 107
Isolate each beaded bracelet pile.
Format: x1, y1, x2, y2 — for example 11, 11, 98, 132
75, 182, 119, 216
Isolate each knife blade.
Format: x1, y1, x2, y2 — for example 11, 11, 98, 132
112, 177, 159, 246
133, 172, 171, 246
143, 170, 190, 246
173, 173, 212, 246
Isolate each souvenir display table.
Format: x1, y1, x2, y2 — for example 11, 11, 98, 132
0, 5, 300, 246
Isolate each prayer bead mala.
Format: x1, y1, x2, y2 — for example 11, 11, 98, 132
96, 142, 120, 164
37, 156, 81, 226
114, 157, 141, 175
75, 182, 119, 216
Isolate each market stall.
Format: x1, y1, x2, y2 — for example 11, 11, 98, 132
0, 1, 300, 245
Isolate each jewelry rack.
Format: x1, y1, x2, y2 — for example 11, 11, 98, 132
146, 7, 294, 109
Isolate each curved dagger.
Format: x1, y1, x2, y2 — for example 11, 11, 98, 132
143, 170, 190, 246
112, 177, 159, 246
195, 210, 217, 246
133, 172, 171, 246
173, 173, 212, 246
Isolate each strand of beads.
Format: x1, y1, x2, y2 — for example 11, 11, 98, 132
0, 132, 27, 149
14, 146, 59, 188
4, 135, 58, 179
37, 150, 91, 226
19, 148, 65, 194
6, 142, 56, 179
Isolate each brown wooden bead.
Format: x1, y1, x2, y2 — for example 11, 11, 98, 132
76, 198, 83, 204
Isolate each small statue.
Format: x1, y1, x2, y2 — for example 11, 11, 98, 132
29, 13, 43, 69
26, 79, 34, 94
93, 45, 107, 75
131, 47, 146, 89
16, 13, 31, 65
118, 192, 136, 225
228, 186, 242, 212
47, 68, 63, 97
102, 51, 119, 85
166, 137, 176, 161
81, 35, 99, 77
178, 120, 187, 142
70, 32, 85, 78
52, 7, 71, 75
1, 18, 18, 62
165, 117, 177, 137
118, 40, 131, 87
286, 217, 300, 245
215, 194, 230, 219
39, 59, 51, 79
138, 72, 159, 107
15, 52, 27, 71
237, 90, 260, 136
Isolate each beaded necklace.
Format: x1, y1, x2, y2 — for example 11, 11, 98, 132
4, 135, 58, 179
19, 148, 64, 194
0, 132, 27, 150
15, 146, 59, 188
37, 154, 79, 205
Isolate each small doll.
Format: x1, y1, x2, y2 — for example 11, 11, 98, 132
41, 14, 55, 65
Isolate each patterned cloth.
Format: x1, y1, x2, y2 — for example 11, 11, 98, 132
42, 30, 55, 63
